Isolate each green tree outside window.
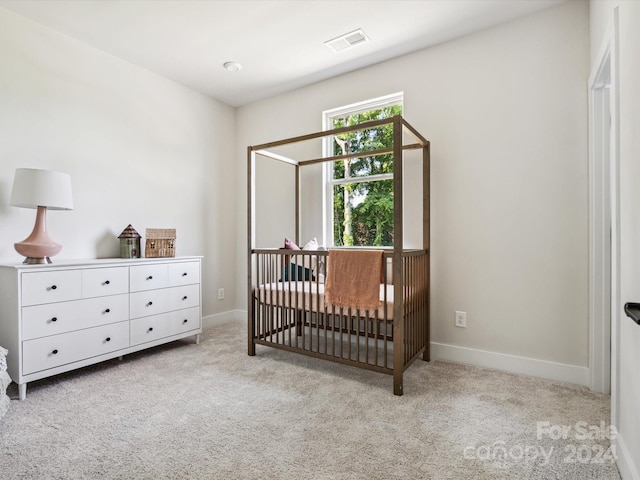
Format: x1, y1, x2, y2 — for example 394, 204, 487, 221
331, 104, 402, 246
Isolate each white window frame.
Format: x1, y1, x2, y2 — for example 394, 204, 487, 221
321, 92, 404, 246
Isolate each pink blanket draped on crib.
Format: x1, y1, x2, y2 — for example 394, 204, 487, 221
324, 249, 383, 311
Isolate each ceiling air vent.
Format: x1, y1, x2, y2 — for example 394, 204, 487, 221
325, 28, 370, 53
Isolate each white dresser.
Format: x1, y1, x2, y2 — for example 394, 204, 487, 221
0, 257, 202, 400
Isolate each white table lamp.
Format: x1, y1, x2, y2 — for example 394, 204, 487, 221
10, 168, 74, 264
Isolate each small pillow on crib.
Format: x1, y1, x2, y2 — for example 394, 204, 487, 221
302, 237, 319, 271
284, 237, 300, 251
283, 263, 315, 281
302, 237, 318, 251
283, 237, 301, 268
283, 237, 320, 280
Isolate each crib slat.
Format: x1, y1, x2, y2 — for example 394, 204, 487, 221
276, 254, 284, 346
260, 253, 265, 340
339, 307, 342, 359
383, 260, 389, 369
408, 256, 411, 363
407, 255, 412, 362
267, 253, 272, 343
315, 255, 321, 354
323, 265, 328, 355
364, 308, 369, 365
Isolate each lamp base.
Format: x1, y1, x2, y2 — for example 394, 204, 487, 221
14, 206, 63, 265
22, 257, 53, 265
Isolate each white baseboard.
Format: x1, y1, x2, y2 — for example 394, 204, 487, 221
202, 310, 245, 329
616, 433, 640, 480
431, 342, 590, 387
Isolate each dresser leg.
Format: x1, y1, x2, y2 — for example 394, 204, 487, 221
18, 383, 26, 400
195, 334, 200, 345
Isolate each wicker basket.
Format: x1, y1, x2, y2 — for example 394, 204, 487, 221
145, 228, 176, 258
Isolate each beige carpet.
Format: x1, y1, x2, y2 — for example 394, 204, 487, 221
0, 319, 620, 480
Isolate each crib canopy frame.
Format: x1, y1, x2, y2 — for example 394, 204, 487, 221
247, 115, 430, 395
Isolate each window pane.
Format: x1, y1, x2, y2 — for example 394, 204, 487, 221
327, 101, 402, 246
331, 106, 400, 181
333, 179, 393, 247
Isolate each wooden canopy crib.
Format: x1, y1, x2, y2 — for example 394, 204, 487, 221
247, 115, 430, 395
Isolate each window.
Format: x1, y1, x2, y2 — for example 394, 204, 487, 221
323, 93, 403, 246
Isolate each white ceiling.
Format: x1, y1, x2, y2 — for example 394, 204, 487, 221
0, 0, 565, 107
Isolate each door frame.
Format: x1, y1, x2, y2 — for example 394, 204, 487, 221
587, 10, 619, 417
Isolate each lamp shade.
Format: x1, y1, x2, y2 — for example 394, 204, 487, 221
10, 168, 73, 210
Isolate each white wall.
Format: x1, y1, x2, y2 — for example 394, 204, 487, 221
237, 1, 590, 374
0, 7, 237, 318
591, 2, 640, 479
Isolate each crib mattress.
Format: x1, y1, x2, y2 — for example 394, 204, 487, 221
255, 282, 396, 320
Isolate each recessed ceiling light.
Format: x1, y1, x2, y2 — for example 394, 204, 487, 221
325, 28, 370, 53
223, 61, 242, 72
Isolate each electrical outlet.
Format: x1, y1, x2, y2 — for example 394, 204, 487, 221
455, 310, 467, 328
218, 288, 225, 300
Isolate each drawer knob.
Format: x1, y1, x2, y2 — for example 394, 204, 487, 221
147, 327, 154, 333
182, 296, 188, 301
146, 275, 153, 280
104, 308, 111, 314
182, 272, 188, 277
50, 285, 57, 290
50, 317, 58, 323
105, 337, 111, 342
146, 301, 153, 307
52, 349, 58, 355
183, 319, 188, 324
104, 280, 111, 285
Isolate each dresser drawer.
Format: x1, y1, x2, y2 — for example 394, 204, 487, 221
130, 307, 200, 346
129, 284, 200, 319
168, 261, 200, 286
22, 321, 129, 375
22, 294, 129, 340
82, 267, 129, 298
130, 264, 169, 292
21, 270, 82, 306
